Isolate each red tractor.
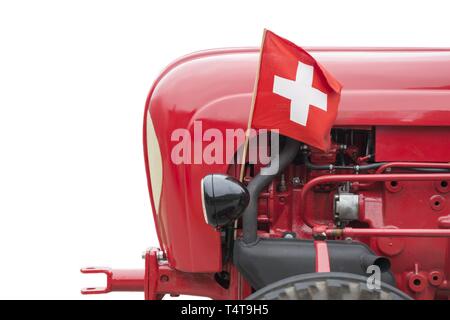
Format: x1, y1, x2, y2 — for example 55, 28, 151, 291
82, 47, 450, 300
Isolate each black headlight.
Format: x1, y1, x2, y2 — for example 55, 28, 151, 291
201, 174, 250, 228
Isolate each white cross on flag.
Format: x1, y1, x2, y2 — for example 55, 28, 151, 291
250, 30, 342, 151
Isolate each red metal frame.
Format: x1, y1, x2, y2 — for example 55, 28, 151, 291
80, 268, 144, 294
144, 248, 232, 300
82, 248, 243, 299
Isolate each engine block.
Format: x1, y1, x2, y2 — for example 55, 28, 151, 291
230, 128, 450, 299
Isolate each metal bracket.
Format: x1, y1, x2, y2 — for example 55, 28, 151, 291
81, 267, 145, 295
80, 267, 114, 294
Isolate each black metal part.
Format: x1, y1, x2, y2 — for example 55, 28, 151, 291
202, 174, 249, 228
233, 237, 395, 290
221, 225, 234, 264
302, 152, 385, 171
243, 137, 301, 244
214, 271, 230, 289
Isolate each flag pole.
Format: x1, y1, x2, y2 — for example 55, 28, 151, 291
239, 29, 267, 182
235, 30, 267, 297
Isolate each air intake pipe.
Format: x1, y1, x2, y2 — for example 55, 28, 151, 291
242, 137, 301, 244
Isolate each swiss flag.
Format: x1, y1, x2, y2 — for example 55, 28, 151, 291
250, 30, 342, 151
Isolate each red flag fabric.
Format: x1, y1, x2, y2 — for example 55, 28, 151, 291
250, 30, 342, 151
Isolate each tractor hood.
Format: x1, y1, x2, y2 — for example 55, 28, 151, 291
153, 47, 450, 126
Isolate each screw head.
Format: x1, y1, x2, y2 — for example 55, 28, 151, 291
292, 177, 302, 187
283, 232, 296, 239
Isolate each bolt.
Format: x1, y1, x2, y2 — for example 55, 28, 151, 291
313, 232, 327, 241
292, 176, 301, 187
160, 275, 169, 282
283, 232, 296, 239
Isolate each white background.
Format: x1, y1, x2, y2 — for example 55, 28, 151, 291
0, 0, 449, 299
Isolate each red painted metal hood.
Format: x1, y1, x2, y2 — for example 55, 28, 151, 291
158, 47, 450, 126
